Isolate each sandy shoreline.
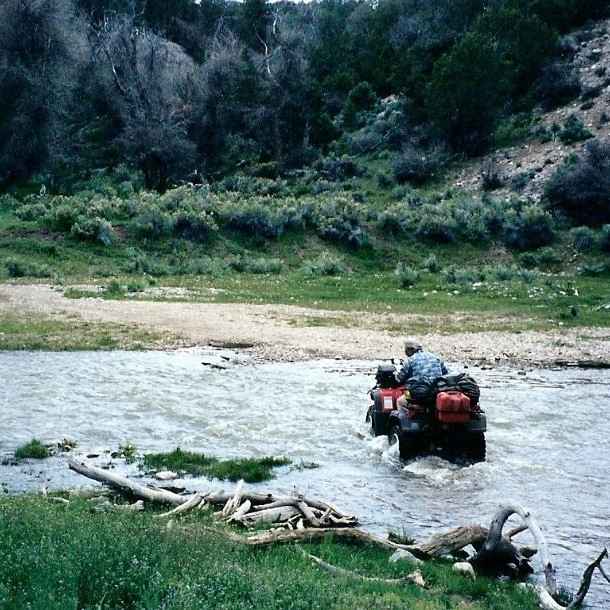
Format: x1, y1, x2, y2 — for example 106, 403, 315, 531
1, 283, 609, 368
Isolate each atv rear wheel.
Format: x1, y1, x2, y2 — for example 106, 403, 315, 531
463, 431, 486, 463
388, 426, 423, 461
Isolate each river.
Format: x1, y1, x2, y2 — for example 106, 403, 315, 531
1, 349, 609, 608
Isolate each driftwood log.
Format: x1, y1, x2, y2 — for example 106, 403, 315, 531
68, 459, 357, 529
68, 461, 608, 609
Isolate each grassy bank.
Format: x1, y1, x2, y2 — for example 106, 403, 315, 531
0, 494, 539, 610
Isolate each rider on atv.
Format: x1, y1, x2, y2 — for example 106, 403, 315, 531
395, 339, 448, 410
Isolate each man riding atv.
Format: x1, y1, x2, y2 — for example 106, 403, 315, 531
367, 338, 486, 464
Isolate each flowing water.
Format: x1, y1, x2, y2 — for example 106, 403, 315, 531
1, 349, 609, 607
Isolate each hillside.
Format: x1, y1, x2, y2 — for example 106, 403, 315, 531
455, 18, 610, 201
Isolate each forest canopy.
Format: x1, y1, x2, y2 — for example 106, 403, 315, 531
0, 0, 605, 192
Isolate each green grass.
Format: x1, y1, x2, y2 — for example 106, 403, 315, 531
0, 309, 180, 351
0, 494, 540, 610
141, 448, 291, 483
14, 439, 50, 460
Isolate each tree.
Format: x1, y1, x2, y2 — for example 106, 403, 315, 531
426, 31, 512, 154
0, 0, 88, 187
91, 15, 199, 190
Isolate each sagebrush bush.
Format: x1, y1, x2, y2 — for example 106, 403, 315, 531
600, 225, 610, 252
308, 196, 367, 247
503, 202, 555, 250
424, 254, 441, 273
570, 226, 597, 251
4, 258, 53, 279
301, 252, 346, 276
394, 264, 419, 287
557, 114, 593, 145
533, 59, 581, 110
391, 147, 444, 186
43, 200, 83, 231
129, 203, 174, 239
71, 216, 114, 245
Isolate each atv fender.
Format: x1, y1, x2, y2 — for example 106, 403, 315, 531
389, 411, 426, 433
465, 413, 487, 433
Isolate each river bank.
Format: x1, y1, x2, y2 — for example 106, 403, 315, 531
1, 283, 609, 367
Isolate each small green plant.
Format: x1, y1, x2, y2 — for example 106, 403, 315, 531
112, 443, 138, 463
105, 279, 125, 296
424, 254, 441, 273
15, 439, 51, 460
557, 114, 593, 144
141, 448, 290, 483
570, 226, 597, 252
394, 263, 419, 287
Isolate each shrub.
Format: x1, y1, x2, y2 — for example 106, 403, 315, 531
533, 59, 581, 110
391, 147, 443, 186
480, 164, 504, 191
14, 198, 50, 221
557, 114, 593, 144
503, 202, 555, 250
172, 210, 218, 242
601, 225, 610, 252
129, 204, 174, 239
15, 439, 50, 459
43, 202, 81, 231
4, 258, 52, 278
424, 254, 441, 273
570, 226, 597, 252
71, 217, 114, 245
394, 264, 419, 287
493, 265, 513, 281
301, 252, 346, 276
240, 257, 282, 274
310, 196, 367, 248
415, 205, 457, 243
520, 246, 563, 270
544, 140, 610, 225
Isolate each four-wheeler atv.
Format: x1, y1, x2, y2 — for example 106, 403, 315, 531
366, 363, 487, 464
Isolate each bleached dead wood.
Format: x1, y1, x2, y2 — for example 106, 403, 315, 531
68, 461, 607, 607
69, 459, 186, 506
470, 502, 608, 610
68, 459, 356, 529
301, 548, 426, 587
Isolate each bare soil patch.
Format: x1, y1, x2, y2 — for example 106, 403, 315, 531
2, 284, 609, 368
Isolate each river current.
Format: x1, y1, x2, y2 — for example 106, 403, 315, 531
1, 349, 609, 607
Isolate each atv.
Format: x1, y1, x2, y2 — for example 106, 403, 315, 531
366, 363, 487, 464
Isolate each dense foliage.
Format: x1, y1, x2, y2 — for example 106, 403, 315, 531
0, 0, 605, 192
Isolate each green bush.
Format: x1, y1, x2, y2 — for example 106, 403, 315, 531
71, 216, 114, 245
4, 258, 53, 279
394, 264, 419, 287
309, 196, 367, 248
15, 439, 50, 459
43, 201, 82, 231
424, 254, 441, 273
503, 202, 555, 250
544, 140, 610, 225
129, 203, 174, 239
301, 252, 346, 276
557, 114, 593, 144
600, 225, 610, 252
570, 226, 597, 251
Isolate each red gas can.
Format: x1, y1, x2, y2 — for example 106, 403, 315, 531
378, 387, 405, 412
436, 391, 471, 424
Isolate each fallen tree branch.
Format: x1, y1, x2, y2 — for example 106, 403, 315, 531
471, 502, 608, 610
298, 547, 426, 587
68, 459, 357, 528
